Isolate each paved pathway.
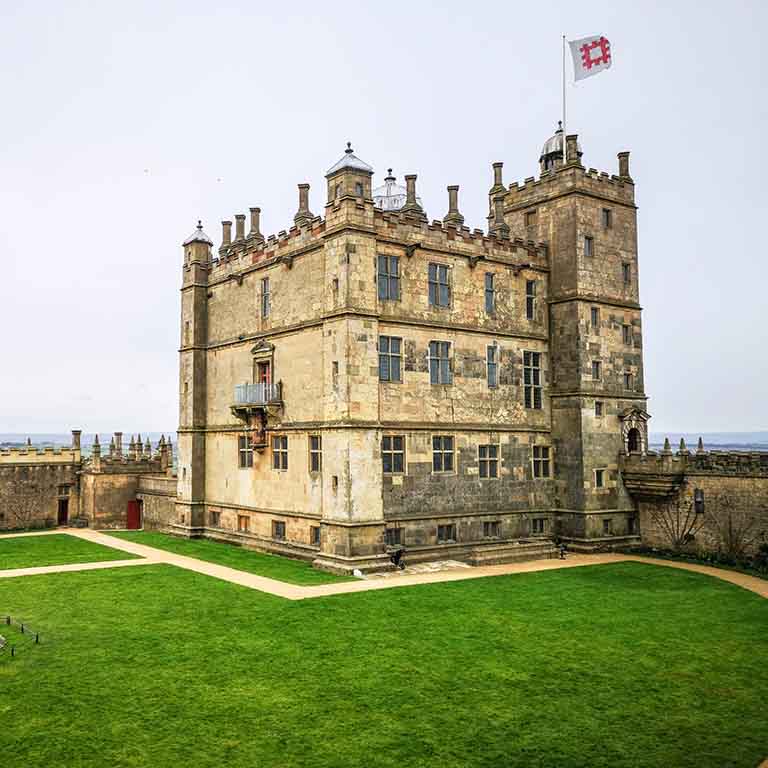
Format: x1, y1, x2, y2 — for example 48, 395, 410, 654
2, 528, 767, 602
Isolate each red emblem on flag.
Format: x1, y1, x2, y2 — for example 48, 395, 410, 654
580, 37, 611, 70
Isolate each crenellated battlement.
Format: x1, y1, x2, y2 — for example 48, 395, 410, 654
0, 446, 81, 464
83, 432, 173, 476
505, 161, 635, 211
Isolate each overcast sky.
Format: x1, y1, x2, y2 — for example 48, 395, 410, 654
1, 0, 765, 434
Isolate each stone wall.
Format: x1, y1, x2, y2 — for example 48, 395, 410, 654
623, 449, 768, 556
136, 475, 177, 530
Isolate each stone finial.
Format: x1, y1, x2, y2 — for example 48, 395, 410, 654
26, 437, 31, 446
234, 214, 246, 242
565, 134, 580, 166
490, 195, 510, 239
159, 435, 166, 447
145, 437, 151, 455
662, 437, 672, 455
109, 436, 115, 456
443, 185, 464, 226
697, 436, 705, 454
248, 207, 263, 241
678, 438, 690, 456
114, 432, 123, 456
221, 220, 232, 248
294, 184, 314, 227
401, 174, 425, 217
618, 151, 631, 179
92, 434, 101, 457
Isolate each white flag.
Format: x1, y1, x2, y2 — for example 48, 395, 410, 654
569, 35, 612, 81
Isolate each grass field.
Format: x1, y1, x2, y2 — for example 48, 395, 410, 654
0, 533, 139, 570
1, 561, 766, 767
108, 530, 353, 585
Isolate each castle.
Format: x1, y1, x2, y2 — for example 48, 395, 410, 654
175, 127, 648, 573
3, 127, 765, 570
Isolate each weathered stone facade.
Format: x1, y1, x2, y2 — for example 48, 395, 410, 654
176, 131, 649, 572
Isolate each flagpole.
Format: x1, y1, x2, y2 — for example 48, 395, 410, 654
562, 34, 567, 165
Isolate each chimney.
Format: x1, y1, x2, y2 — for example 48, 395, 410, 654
443, 185, 464, 226
249, 207, 263, 241
114, 432, 123, 457
490, 195, 510, 239
565, 134, 580, 166
294, 184, 314, 227
71, 429, 82, 451
401, 174, 425, 217
221, 220, 232, 247
618, 151, 631, 179
234, 214, 246, 242
492, 162, 504, 188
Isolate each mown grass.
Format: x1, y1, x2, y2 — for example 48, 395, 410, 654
0, 533, 139, 570
108, 530, 353, 585
1, 562, 767, 767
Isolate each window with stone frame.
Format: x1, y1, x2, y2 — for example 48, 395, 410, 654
592, 360, 602, 381
309, 435, 322, 473
428, 263, 451, 307
584, 235, 594, 257
624, 372, 634, 391
603, 518, 613, 535
602, 208, 613, 229
628, 516, 637, 535
478, 444, 499, 478
432, 436, 454, 473
622, 324, 632, 345
525, 280, 537, 320
429, 341, 452, 385
354, 182, 364, 197
595, 401, 604, 417
437, 523, 457, 543
238, 435, 254, 469
378, 335, 402, 382
532, 517, 547, 535
523, 351, 542, 409
210, 510, 221, 527
272, 520, 286, 540
486, 344, 499, 388
594, 468, 606, 488
377, 254, 400, 301
261, 277, 270, 318
382, 435, 405, 474
591, 306, 600, 332
532, 446, 551, 478
484, 272, 495, 314
525, 210, 537, 227
622, 262, 631, 285
385, 527, 402, 546
237, 514, 250, 533
483, 520, 501, 538
272, 435, 288, 471
310, 525, 321, 546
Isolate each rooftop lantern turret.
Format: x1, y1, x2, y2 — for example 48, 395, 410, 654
539, 121, 583, 173
325, 142, 374, 203
372, 169, 423, 212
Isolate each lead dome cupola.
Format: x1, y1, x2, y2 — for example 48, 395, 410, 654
540, 122, 582, 171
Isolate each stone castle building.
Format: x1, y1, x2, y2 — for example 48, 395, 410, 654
175, 127, 651, 572
2, 127, 765, 569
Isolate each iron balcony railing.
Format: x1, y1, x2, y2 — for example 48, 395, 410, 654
234, 382, 282, 406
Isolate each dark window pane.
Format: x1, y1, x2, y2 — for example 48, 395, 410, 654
429, 263, 437, 281
379, 356, 389, 381
441, 359, 450, 384
479, 463, 487, 478
383, 454, 392, 473
444, 453, 453, 472
393, 453, 403, 473
433, 454, 441, 472
391, 357, 401, 382
383, 436, 392, 451
489, 462, 498, 478
393, 436, 403, 451
489, 446, 498, 458
430, 361, 438, 384
391, 338, 401, 354
439, 285, 449, 306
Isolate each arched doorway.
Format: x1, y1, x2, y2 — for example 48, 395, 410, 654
627, 428, 641, 453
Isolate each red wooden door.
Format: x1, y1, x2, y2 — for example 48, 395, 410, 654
126, 500, 142, 530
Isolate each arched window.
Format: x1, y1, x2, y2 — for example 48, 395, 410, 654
627, 428, 641, 453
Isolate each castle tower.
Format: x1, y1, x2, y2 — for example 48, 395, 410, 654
503, 129, 645, 542
177, 221, 211, 534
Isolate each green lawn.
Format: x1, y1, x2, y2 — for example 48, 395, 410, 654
0, 533, 139, 570
1, 563, 767, 767
108, 530, 353, 585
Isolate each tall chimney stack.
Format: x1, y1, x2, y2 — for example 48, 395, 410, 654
294, 184, 314, 227
249, 207, 263, 241
221, 220, 232, 247
234, 214, 246, 242
618, 151, 631, 179
443, 185, 464, 226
